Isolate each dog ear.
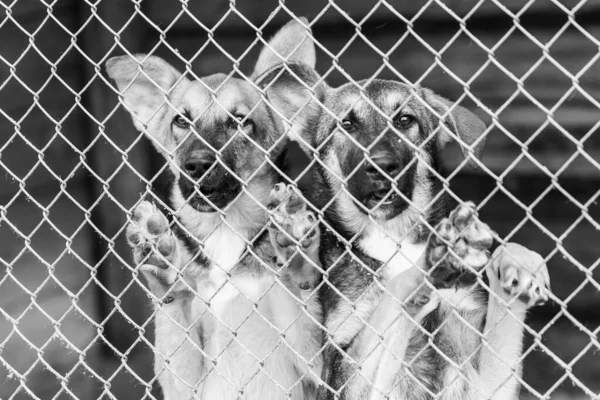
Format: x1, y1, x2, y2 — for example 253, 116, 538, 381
255, 63, 325, 155
251, 17, 316, 80
105, 54, 184, 132
423, 89, 487, 169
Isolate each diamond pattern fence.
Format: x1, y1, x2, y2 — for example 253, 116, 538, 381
1, 1, 599, 399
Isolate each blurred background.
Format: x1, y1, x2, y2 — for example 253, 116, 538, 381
0, 0, 599, 398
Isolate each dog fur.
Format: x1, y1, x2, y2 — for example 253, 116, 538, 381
107, 19, 326, 400
261, 36, 552, 399
107, 17, 552, 400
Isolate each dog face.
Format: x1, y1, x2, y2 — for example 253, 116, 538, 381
316, 80, 486, 222
106, 18, 318, 213
147, 74, 283, 211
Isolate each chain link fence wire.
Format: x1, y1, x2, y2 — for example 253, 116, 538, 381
1, 0, 599, 399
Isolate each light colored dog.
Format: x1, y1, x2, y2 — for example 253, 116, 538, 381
106, 19, 324, 400
107, 16, 552, 400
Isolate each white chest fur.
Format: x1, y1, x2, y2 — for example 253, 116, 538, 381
358, 223, 427, 282
202, 222, 247, 272
192, 218, 263, 314
325, 223, 427, 346
171, 199, 320, 399
358, 224, 480, 310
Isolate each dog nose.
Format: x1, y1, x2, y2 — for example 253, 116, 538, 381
365, 152, 401, 178
184, 151, 216, 179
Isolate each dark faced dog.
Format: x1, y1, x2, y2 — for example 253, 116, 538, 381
106, 19, 326, 400
106, 16, 551, 400
272, 37, 551, 400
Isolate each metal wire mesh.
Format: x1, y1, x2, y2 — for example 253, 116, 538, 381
1, 0, 599, 399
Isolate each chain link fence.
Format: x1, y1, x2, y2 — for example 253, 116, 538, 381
1, 0, 599, 399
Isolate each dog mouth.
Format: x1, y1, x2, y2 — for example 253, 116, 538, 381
178, 174, 242, 211
370, 188, 398, 205
368, 187, 400, 208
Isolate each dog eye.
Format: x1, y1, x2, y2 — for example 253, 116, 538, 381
228, 114, 252, 130
395, 115, 415, 128
173, 115, 190, 128
340, 119, 355, 131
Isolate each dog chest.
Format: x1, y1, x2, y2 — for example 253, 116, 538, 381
358, 226, 427, 282
203, 225, 247, 272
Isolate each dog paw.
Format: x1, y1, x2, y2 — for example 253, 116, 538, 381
388, 267, 438, 320
426, 201, 494, 288
489, 243, 551, 308
267, 183, 321, 291
126, 201, 179, 288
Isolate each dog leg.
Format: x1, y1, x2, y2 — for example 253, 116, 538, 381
126, 201, 184, 294
424, 202, 494, 399
126, 201, 204, 400
477, 243, 551, 400
344, 267, 439, 400
267, 183, 322, 293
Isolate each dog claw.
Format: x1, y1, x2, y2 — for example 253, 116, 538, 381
285, 191, 305, 214
490, 243, 551, 309
273, 182, 285, 193
426, 201, 493, 288
437, 221, 456, 242
409, 291, 431, 308
454, 239, 468, 257
453, 205, 473, 230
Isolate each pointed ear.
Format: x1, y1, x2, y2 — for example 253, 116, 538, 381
105, 54, 184, 131
256, 63, 326, 154
423, 89, 487, 169
251, 17, 316, 80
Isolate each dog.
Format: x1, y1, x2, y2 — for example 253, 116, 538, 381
259, 35, 553, 399
106, 18, 327, 400
106, 16, 552, 400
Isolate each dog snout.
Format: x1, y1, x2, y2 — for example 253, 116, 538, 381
365, 152, 401, 179
184, 151, 216, 179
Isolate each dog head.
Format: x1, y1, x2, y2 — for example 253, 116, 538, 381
315, 80, 487, 224
106, 18, 319, 214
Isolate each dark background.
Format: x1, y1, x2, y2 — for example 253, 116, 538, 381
1, 0, 599, 398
